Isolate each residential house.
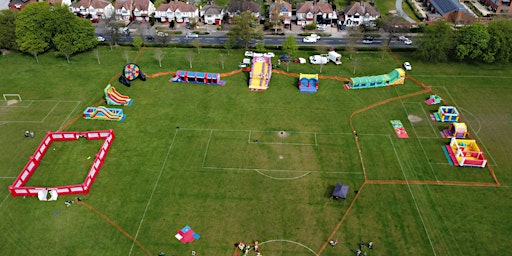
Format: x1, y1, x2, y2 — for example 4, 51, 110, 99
269, 0, 292, 28
200, 4, 225, 25
226, 0, 261, 22
71, 0, 114, 21
426, 0, 476, 25
47, 0, 72, 7
8, 0, 37, 11
154, 1, 198, 23
114, 0, 131, 22
132, 0, 155, 22
296, 1, 337, 26
341, 1, 379, 27
480, 0, 511, 14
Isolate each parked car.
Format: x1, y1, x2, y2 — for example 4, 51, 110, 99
146, 36, 154, 41
309, 34, 321, 40
362, 36, 374, 44
279, 54, 292, 62
309, 55, 328, 65
398, 35, 408, 41
404, 39, 413, 45
97, 36, 105, 42
403, 62, 412, 71
186, 32, 198, 38
245, 51, 254, 57
303, 36, 318, 43
157, 32, 168, 37
316, 24, 327, 31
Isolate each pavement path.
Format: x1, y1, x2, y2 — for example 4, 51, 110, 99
395, 0, 415, 23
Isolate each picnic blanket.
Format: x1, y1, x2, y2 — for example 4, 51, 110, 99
390, 120, 409, 138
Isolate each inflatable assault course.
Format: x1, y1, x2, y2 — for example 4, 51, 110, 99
83, 106, 125, 122
104, 84, 133, 106
171, 70, 226, 86
347, 68, 405, 89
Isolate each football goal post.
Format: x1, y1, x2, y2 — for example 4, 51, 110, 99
3, 94, 22, 102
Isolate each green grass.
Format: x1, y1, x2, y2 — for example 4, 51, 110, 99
0, 47, 511, 256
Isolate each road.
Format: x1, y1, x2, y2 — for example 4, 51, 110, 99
99, 34, 415, 49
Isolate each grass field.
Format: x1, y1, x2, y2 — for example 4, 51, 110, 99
0, 46, 511, 256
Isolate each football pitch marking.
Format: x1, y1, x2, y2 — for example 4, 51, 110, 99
0, 100, 81, 125
129, 128, 179, 256
0, 193, 9, 208
389, 136, 438, 256
259, 240, 317, 255
395, 96, 440, 182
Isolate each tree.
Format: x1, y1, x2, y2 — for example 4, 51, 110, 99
255, 42, 266, 53
191, 38, 201, 53
186, 50, 194, 68
227, 11, 263, 49
16, 2, 96, 61
346, 27, 361, 60
220, 54, 226, 69
53, 34, 78, 63
282, 35, 298, 57
455, 23, 490, 62
155, 48, 164, 67
486, 20, 512, 63
268, 1, 284, 34
223, 40, 233, 55
15, 2, 53, 61
133, 36, 144, 50
94, 49, 101, 64
0, 10, 18, 50
415, 20, 453, 63
156, 32, 170, 45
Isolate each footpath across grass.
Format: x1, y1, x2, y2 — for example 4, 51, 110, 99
0, 47, 511, 255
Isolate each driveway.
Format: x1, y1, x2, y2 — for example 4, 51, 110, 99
395, 0, 415, 23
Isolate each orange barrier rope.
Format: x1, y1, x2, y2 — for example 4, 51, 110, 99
316, 182, 367, 256
76, 200, 153, 256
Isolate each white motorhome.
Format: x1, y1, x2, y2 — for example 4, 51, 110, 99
327, 50, 342, 65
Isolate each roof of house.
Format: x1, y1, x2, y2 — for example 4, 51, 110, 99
156, 1, 197, 12
343, 1, 379, 16
133, 0, 151, 11
227, 0, 260, 13
114, 0, 130, 9
201, 4, 224, 15
296, 1, 334, 14
270, 0, 292, 13
429, 0, 468, 15
74, 0, 111, 9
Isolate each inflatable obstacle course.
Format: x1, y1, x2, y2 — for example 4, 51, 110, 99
347, 68, 405, 89
170, 70, 226, 86
83, 106, 125, 122
104, 84, 133, 106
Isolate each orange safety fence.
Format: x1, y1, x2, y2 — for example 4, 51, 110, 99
76, 200, 153, 256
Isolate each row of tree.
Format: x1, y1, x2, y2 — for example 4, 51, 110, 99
416, 19, 512, 64
0, 3, 97, 63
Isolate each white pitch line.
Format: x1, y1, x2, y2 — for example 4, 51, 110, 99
248, 141, 317, 146
201, 129, 213, 168
202, 166, 363, 175
255, 170, 312, 180
58, 101, 81, 131
394, 88, 439, 182
40, 101, 60, 122
128, 129, 179, 256
0, 193, 10, 208
259, 239, 317, 255
0, 177, 16, 179
389, 137, 437, 256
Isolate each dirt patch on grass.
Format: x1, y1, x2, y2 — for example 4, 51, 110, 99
277, 131, 289, 138
6, 99, 18, 106
408, 115, 423, 123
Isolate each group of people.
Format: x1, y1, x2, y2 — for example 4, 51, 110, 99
235, 241, 260, 256
24, 130, 34, 138
355, 241, 373, 256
